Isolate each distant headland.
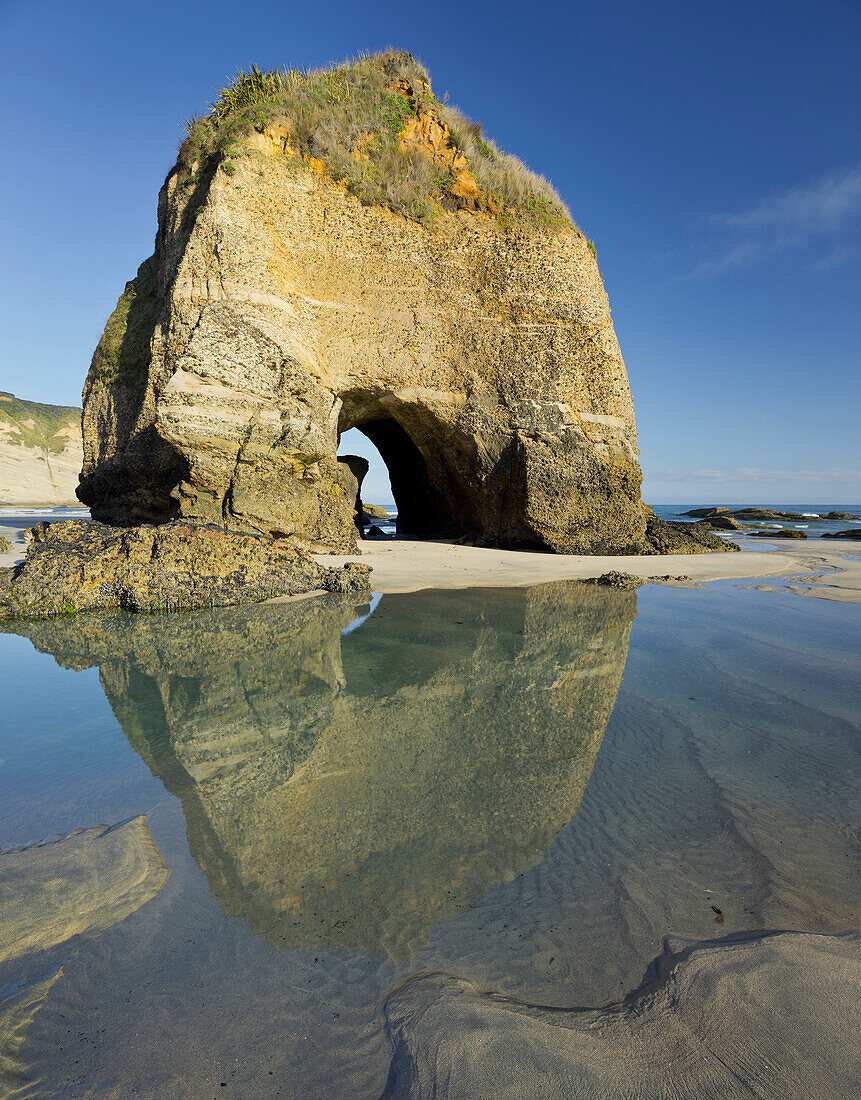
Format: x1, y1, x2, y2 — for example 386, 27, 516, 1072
0, 392, 82, 507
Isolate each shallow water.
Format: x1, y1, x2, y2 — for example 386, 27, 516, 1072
0, 580, 858, 1097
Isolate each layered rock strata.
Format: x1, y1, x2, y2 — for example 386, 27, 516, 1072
77, 59, 667, 554
0, 519, 370, 619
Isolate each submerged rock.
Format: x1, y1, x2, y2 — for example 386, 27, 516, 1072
0, 519, 370, 620
381, 931, 860, 1099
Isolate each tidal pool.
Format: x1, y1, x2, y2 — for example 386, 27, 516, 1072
0, 580, 858, 1097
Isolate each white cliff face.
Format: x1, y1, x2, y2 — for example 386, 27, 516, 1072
0, 395, 83, 506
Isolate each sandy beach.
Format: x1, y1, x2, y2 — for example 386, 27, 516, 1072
314, 535, 861, 602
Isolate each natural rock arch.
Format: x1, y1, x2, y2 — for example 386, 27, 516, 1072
77, 52, 659, 555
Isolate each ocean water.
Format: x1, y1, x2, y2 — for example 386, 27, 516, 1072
2, 504, 858, 544
355, 503, 861, 541
1, 580, 858, 1097
652, 504, 861, 538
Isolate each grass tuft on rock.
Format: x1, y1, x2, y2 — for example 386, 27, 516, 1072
177, 50, 572, 231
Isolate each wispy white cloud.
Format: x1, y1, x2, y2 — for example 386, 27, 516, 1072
655, 467, 861, 484
691, 166, 861, 278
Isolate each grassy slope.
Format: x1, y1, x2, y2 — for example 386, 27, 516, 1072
0, 394, 81, 453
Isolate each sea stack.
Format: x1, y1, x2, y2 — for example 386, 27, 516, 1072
79, 52, 650, 553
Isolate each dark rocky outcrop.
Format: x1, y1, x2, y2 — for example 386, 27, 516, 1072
683, 507, 731, 518
826, 511, 860, 521
696, 515, 743, 530
750, 529, 807, 539
684, 507, 811, 523
734, 508, 807, 521
588, 571, 646, 589
642, 516, 739, 554
0, 535, 12, 553
822, 528, 861, 540
361, 502, 391, 522
0, 519, 370, 620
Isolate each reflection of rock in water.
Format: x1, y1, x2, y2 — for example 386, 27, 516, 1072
6, 583, 634, 958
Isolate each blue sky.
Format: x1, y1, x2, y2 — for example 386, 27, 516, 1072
1, 0, 858, 503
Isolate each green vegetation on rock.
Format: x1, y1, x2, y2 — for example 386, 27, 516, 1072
88, 255, 160, 389
0, 393, 80, 452
178, 50, 571, 230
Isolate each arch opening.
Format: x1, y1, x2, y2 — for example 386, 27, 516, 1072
337, 398, 456, 540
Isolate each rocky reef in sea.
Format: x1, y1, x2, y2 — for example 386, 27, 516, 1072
76, 50, 719, 557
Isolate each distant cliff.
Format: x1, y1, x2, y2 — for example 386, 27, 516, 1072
0, 392, 83, 506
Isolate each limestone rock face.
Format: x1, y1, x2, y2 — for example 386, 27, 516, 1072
78, 113, 647, 553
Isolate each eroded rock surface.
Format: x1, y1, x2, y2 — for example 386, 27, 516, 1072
642, 515, 738, 554
0, 519, 370, 619
76, 58, 659, 554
